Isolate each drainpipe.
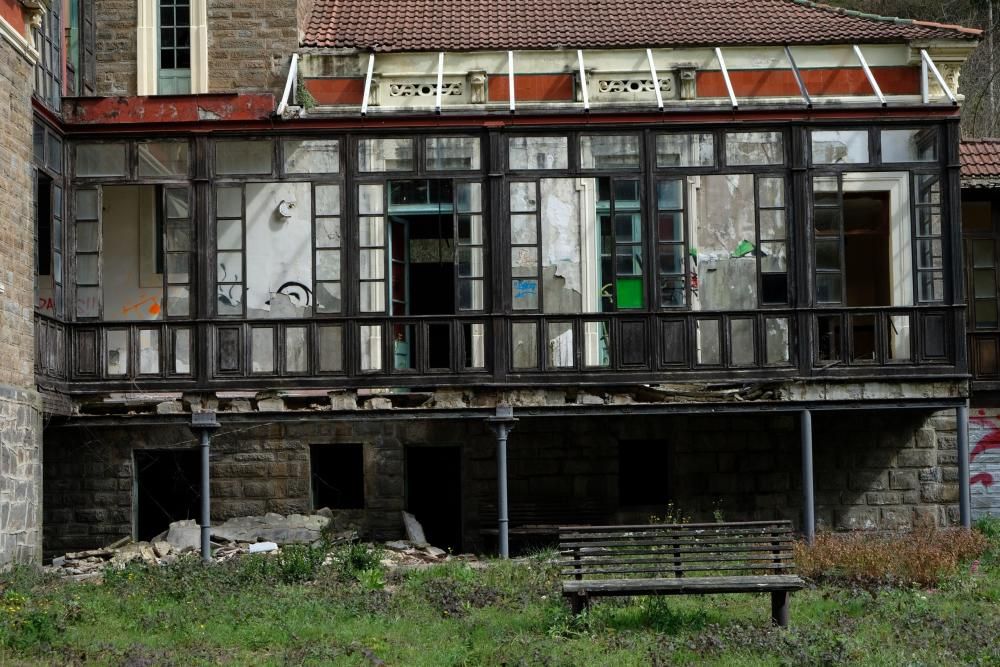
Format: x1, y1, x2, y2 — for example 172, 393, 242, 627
486, 405, 518, 558
958, 401, 971, 529
191, 411, 220, 563
801, 409, 815, 544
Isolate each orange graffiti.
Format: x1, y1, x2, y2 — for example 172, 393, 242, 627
122, 295, 162, 316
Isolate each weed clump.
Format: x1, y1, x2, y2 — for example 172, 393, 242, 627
795, 524, 987, 589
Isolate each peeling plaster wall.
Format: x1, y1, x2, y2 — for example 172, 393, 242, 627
101, 186, 163, 321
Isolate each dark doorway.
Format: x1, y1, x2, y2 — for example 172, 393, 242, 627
844, 192, 891, 361
406, 446, 462, 553
134, 449, 200, 542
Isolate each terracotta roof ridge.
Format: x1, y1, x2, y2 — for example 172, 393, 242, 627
787, 0, 982, 38
963, 138, 1000, 144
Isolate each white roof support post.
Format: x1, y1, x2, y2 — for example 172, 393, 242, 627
436, 51, 445, 114
784, 46, 812, 108
646, 48, 664, 111
577, 49, 590, 111
852, 45, 886, 107
276, 53, 299, 117
508, 50, 516, 113
921, 50, 929, 104
714, 47, 738, 110
361, 52, 375, 116
921, 49, 958, 105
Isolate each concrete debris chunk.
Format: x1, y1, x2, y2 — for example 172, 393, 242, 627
166, 519, 201, 552
402, 512, 429, 547
152, 541, 173, 558
248, 541, 278, 553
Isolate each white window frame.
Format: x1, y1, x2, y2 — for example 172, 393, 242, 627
137, 0, 208, 95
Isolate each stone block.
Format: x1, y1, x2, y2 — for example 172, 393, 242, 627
850, 471, 888, 492
898, 449, 936, 468
156, 401, 184, 415
835, 507, 878, 530
920, 482, 958, 503
889, 470, 917, 490
865, 492, 901, 506
256, 397, 286, 412
914, 428, 936, 449
879, 507, 912, 530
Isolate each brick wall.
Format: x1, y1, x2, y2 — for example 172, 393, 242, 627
43, 409, 962, 558
94, 0, 138, 96
93, 0, 297, 97
0, 35, 43, 566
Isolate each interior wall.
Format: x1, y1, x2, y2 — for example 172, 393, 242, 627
102, 185, 162, 320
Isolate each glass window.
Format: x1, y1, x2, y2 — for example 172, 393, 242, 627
508, 136, 568, 170
136, 141, 189, 177
215, 140, 273, 175
656, 133, 714, 168
358, 138, 414, 172
580, 135, 640, 169
811, 130, 869, 165
725, 131, 784, 166
75, 143, 126, 177
283, 139, 340, 174
881, 129, 937, 163
690, 174, 757, 310
158, 0, 192, 94
426, 137, 481, 171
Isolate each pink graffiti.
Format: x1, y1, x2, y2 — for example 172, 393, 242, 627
970, 414, 998, 489
971, 473, 994, 489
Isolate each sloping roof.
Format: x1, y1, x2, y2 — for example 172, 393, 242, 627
302, 0, 980, 52
962, 140, 1000, 188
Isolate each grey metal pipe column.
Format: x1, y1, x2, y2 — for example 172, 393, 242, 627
191, 412, 220, 564
801, 409, 815, 544
200, 429, 211, 562
958, 401, 971, 529
486, 405, 518, 559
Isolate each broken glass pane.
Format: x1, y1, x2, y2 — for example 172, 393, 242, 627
174, 328, 191, 374
547, 322, 574, 368
583, 321, 610, 367
764, 317, 790, 365
392, 325, 415, 370
107, 329, 128, 376
811, 130, 869, 164
138, 329, 160, 374
463, 323, 486, 369
888, 314, 912, 361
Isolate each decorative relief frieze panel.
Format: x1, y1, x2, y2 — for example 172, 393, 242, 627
592, 71, 680, 102
597, 78, 673, 95
387, 81, 464, 97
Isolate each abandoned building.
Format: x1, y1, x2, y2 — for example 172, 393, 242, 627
0, 0, 993, 562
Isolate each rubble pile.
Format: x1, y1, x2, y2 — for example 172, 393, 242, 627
45, 511, 473, 580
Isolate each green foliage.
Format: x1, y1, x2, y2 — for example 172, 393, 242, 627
649, 501, 690, 525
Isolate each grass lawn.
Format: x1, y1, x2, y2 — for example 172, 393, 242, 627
1, 524, 998, 666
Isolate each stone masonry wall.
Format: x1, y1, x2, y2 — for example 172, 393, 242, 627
0, 23, 44, 566
94, 0, 298, 97
44, 409, 960, 558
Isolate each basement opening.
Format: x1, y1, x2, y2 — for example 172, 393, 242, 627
406, 446, 462, 553
134, 449, 200, 542
310, 443, 365, 510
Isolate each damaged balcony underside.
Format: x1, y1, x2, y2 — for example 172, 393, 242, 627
54, 380, 968, 422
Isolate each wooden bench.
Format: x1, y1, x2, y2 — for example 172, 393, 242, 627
558, 520, 805, 627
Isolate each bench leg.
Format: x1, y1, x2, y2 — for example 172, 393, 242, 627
570, 593, 589, 615
770, 591, 789, 628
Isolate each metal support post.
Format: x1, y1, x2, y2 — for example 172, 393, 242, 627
801, 409, 815, 544
958, 401, 971, 529
486, 405, 518, 558
192, 411, 220, 564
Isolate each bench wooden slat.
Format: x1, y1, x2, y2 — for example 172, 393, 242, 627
559, 536, 794, 551
559, 527, 793, 540
559, 521, 793, 532
559, 542, 794, 556
561, 562, 791, 575
563, 575, 805, 596
557, 553, 793, 568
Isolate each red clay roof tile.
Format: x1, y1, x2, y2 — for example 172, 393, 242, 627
303, 0, 980, 52
962, 140, 1000, 180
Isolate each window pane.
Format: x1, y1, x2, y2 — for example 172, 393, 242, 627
217, 251, 243, 282
760, 242, 786, 272
881, 128, 937, 163
512, 279, 538, 310
696, 319, 721, 365
511, 322, 538, 368
816, 273, 843, 303
285, 327, 308, 373
917, 207, 941, 236
511, 247, 538, 277
580, 135, 640, 169
656, 133, 714, 167
76, 190, 99, 220
511, 214, 537, 245
174, 328, 191, 374
657, 180, 683, 210
251, 328, 275, 373
973, 240, 994, 269
725, 131, 784, 166
137, 142, 189, 177
508, 137, 568, 170
217, 285, 243, 315
75, 143, 126, 177
107, 330, 128, 376
463, 323, 486, 369
77, 255, 99, 284
691, 174, 757, 310
215, 140, 273, 175
976, 300, 999, 329
315, 217, 341, 248
358, 185, 384, 215
166, 253, 190, 283
316, 282, 342, 313
730, 319, 755, 366
583, 321, 610, 367
760, 209, 785, 239
811, 130, 869, 164
917, 240, 943, 270
315, 184, 341, 217
138, 329, 160, 375
217, 219, 242, 250
359, 249, 384, 280
509, 182, 537, 213
765, 317, 791, 365
166, 219, 192, 251
284, 139, 340, 174
316, 249, 341, 281
657, 212, 683, 242
457, 215, 483, 245
358, 138, 414, 172
547, 322, 574, 368
360, 325, 383, 371
758, 177, 785, 208
318, 326, 343, 372
76, 286, 99, 318
426, 137, 481, 171
216, 187, 242, 218
166, 285, 190, 317
76, 222, 99, 252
